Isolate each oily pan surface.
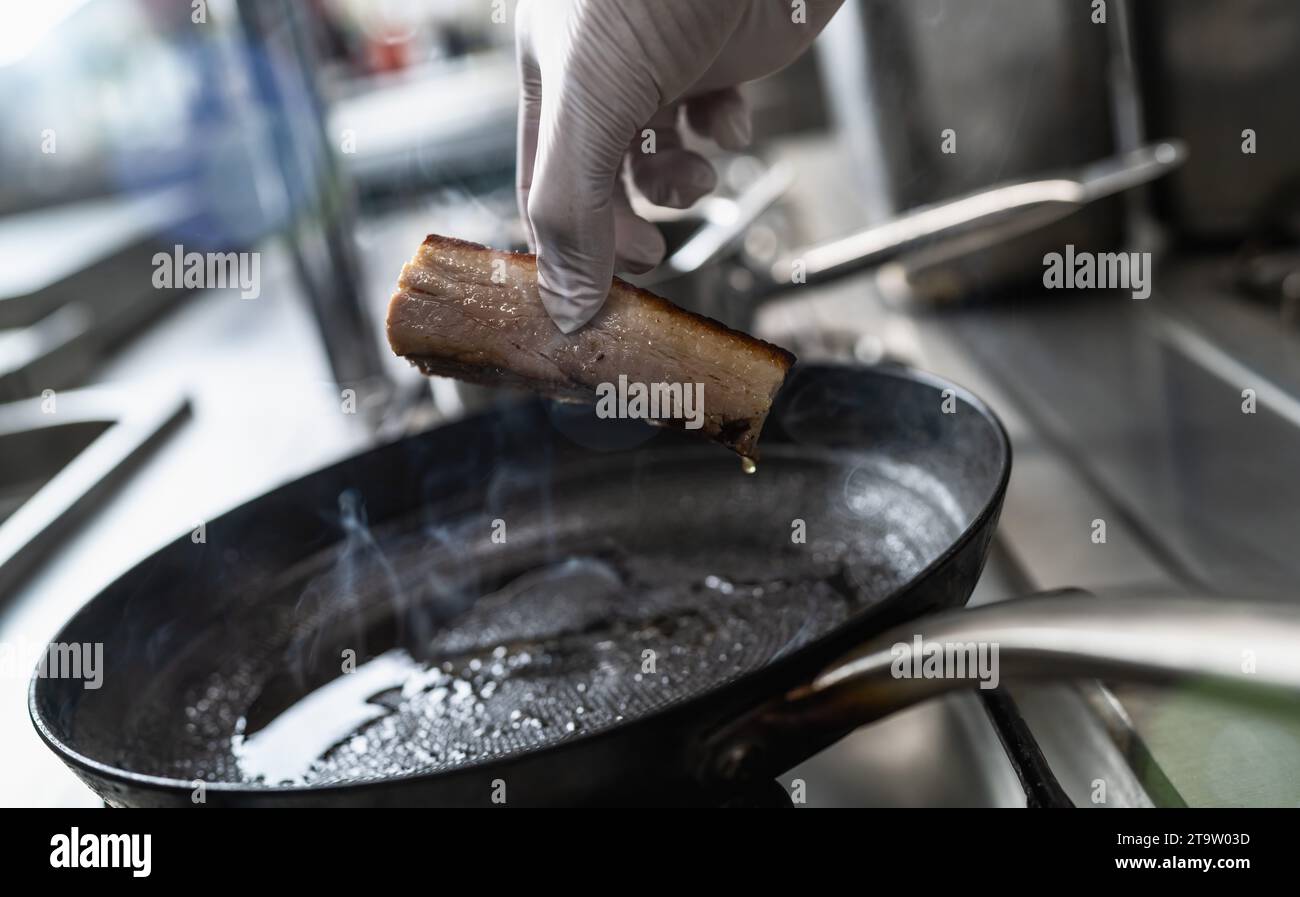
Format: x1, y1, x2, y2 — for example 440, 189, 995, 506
87, 446, 969, 787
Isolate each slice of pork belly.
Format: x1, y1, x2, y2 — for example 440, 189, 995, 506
386, 235, 795, 459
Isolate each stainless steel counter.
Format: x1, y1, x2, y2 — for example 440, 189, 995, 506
0, 241, 375, 807
755, 135, 1300, 807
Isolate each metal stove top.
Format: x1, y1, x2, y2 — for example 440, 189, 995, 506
755, 135, 1300, 807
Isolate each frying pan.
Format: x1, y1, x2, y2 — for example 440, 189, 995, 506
29, 365, 1300, 806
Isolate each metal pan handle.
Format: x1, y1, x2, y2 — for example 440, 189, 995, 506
700, 590, 1300, 785
766, 140, 1186, 290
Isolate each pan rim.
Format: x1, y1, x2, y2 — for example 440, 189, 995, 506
28, 362, 1013, 799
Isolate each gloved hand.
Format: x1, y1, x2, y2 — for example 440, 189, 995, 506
515, 0, 845, 332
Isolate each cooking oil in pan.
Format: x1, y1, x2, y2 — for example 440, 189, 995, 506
163, 452, 965, 787
228, 552, 869, 786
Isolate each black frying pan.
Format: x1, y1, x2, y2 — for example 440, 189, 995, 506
30, 365, 1007, 805
30, 364, 1300, 806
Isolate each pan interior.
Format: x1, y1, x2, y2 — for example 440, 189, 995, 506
82, 443, 973, 788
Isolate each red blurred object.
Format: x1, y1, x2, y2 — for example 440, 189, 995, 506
365, 34, 411, 74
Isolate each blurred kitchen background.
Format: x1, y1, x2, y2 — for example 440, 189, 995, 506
3, 0, 1300, 807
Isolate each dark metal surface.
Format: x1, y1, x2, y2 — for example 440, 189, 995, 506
817, 0, 1121, 299
30, 364, 1011, 806
980, 688, 1075, 808
945, 278, 1300, 598
1136, 0, 1300, 239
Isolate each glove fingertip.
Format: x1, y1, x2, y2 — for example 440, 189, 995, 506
687, 89, 752, 151
536, 270, 607, 334
714, 109, 752, 151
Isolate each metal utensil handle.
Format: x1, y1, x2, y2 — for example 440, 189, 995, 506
703, 590, 1300, 785
660, 161, 796, 279
769, 179, 1082, 286
767, 140, 1187, 289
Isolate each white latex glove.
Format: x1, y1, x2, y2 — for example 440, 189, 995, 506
515, 0, 845, 332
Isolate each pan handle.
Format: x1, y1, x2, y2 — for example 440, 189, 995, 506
700, 590, 1300, 786
765, 140, 1186, 290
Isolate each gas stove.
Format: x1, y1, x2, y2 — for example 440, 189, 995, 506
750, 136, 1300, 807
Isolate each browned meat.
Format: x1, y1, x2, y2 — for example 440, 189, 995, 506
386, 235, 795, 459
